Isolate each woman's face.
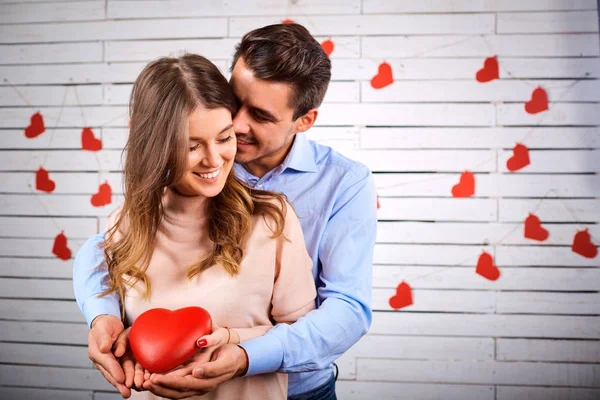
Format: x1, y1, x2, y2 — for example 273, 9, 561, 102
173, 106, 236, 198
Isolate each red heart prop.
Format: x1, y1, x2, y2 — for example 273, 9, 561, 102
476, 251, 500, 281
81, 127, 102, 151
524, 213, 549, 242
506, 143, 530, 172
476, 56, 499, 83
321, 39, 334, 56
25, 112, 45, 139
35, 167, 56, 193
525, 87, 549, 114
52, 231, 72, 261
376, 195, 380, 210
130, 307, 213, 373
371, 62, 393, 89
572, 229, 598, 259
389, 281, 413, 310
281, 19, 294, 24
91, 182, 112, 207
451, 171, 475, 198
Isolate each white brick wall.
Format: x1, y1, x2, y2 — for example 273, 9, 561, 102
0, 1, 598, 398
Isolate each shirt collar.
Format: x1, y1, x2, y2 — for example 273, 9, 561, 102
280, 133, 318, 173
234, 133, 317, 180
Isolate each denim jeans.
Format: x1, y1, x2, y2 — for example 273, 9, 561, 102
288, 372, 337, 400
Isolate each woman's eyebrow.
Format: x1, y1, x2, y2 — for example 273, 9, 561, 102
189, 124, 233, 140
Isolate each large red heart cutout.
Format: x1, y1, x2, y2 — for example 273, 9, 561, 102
82, 127, 102, 151
25, 112, 45, 139
476, 56, 499, 83
130, 307, 213, 373
389, 281, 413, 310
52, 231, 72, 261
525, 87, 549, 114
476, 251, 500, 281
451, 171, 475, 198
507, 143, 530, 172
371, 62, 393, 89
36, 167, 56, 193
572, 229, 598, 259
524, 213, 549, 242
91, 182, 112, 207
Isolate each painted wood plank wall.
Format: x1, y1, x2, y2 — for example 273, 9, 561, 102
0, 0, 598, 398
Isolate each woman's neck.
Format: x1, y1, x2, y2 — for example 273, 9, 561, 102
162, 187, 209, 225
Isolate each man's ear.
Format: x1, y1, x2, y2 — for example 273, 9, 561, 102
294, 108, 319, 133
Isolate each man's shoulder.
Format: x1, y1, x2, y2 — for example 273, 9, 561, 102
308, 139, 371, 182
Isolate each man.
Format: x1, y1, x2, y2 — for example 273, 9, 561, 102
73, 23, 377, 400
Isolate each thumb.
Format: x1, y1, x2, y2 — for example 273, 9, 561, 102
92, 323, 112, 353
196, 328, 227, 348
113, 328, 130, 358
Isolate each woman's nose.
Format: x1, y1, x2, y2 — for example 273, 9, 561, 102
203, 145, 221, 167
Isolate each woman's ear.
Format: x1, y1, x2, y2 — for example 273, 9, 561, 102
294, 108, 319, 133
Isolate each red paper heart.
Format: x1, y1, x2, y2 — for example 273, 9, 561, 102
476, 56, 499, 83
52, 231, 72, 261
35, 167, 56, 193
25, 112, 45, 139
91, 182, 112, 207
81, 127, 102, 151
506, 143, 530, 172
476, 251, 500, 281
321, 39, 334, 56
525, 87, 549, 114
376, 195, 380, 210
572, 229, 598, 259
281, 19, 294, 24
389, 281, 413, 310
371, 62, 393, 89
451, 171, 475, 198
524, 213, 549, 242
130, 307, 213, 373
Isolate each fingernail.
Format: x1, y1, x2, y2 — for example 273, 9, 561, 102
196, 339, 207, 347
193, 367, 204, 376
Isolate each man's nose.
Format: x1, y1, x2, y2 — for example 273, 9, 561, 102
233, 108, 251, 134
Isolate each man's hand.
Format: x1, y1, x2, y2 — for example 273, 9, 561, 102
143, 344, 249, 399
88, 314, 130, 397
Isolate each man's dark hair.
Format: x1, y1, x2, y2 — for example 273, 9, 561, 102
232, 23, 332, 120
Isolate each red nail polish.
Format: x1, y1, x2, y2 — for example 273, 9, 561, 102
196, 339, 207, 347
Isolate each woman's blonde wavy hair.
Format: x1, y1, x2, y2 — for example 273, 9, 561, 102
101, 54, 287, 318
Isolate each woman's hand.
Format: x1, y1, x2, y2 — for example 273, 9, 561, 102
114, 326, 150, 392
196, 325, 239, 349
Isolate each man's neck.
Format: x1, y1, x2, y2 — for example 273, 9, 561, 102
242, 136, 296, 178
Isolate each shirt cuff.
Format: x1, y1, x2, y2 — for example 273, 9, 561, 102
82, 295, 121, 328
238, 333, 284, 376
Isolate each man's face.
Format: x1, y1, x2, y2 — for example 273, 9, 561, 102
230, 57, 297, 177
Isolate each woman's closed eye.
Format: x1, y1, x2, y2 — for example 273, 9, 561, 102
189, 135, 233, 151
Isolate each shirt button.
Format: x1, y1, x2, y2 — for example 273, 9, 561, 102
257, 184, 263, 189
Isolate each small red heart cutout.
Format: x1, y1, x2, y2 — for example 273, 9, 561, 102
281, 19, 294, 24
82, 127, 102, 151
52, 231, 72, 261
25, 112, 45, 139
476, 251, 500, 281
506, 143, 531, 172
476, 56, 499, 83
371, 62, 393, 89
376, 195, 380, 210
130, 307, 213, 373
35, 167, 56, 193
389, 281, 413, 310
572, 229, 598, 259
524, 213, 549, 242
525, 87, 549, 114
91, 182, 112, 207
451, 171, 475, 198
321, 39, 334, 56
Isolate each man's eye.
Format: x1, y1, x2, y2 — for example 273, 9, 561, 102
253, 113, 268, 122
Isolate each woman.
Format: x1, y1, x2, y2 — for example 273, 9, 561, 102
101, 54, 317, 399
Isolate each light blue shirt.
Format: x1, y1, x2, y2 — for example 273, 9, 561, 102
73, 134, 377, 396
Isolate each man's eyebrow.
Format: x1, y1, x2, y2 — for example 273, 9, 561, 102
250, 106, 277, 121
189, 124, 233, 140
